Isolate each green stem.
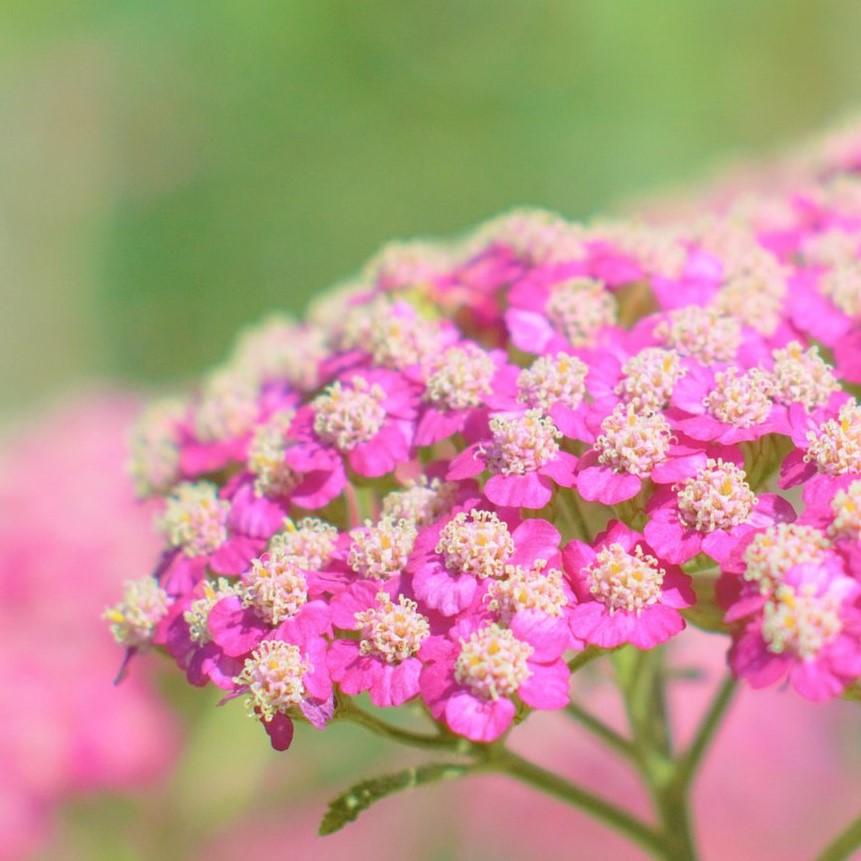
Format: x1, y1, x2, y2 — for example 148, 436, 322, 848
565, 701, 638, 762
342, 702, 671, 858
673, 677, 737, 790
567, 645, 606, 673
817, 814, 861, 861
341, 703, 469, 754
487, 746, 667, 858
615, 648, 698, 861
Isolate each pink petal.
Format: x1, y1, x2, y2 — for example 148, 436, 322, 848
576, 465, 641, 504
518, 659, 571, 709
207, 596, 268, 657
510, 519, 561, 565
485, 472, 552, 509
444, 692, 515, 742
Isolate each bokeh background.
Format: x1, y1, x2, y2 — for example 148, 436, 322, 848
4, 2, 861, 859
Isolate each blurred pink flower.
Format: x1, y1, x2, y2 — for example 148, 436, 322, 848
0, 392, 180, 861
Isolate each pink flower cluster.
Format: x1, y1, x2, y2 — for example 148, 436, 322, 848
1, 395, 179, 861
112, 125, 861, 753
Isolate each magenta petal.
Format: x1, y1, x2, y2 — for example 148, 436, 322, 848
835, 325, 861, 384
160, 554, 207, 597
207, 596, 268, 657
505, 308, 554, 354
651, 450, 707, 484
724, 592, 766, 623
629, 604, 685, 648
369, 658, 422, 707
210, 535, 264, 575
446, 445, 486, 480
330, 581, 380, 629
274, 600, 332, 645
228, 483, 285, 538
569, 602, 632, 648
576, 466, 641, 504
643, 509, 702, 565
751, 494, 796, 527
789, 660, 846, 701
327, 639, 371, 692
729, 628, 790, 689
262, 713, 295, 751
540, 451, 578, 487
510, 611, 570, 661
444, 692, 515, 742
415, 407, 467, 446
780, 449, 816, 489
518, 660, 570, 709
291, 463, 346, 510
300, 695, 335, 729
485, 472, 552, 509
413, 565, 478, 617
510, 519, 561, 565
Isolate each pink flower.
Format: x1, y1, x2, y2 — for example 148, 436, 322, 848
668, 363, 781, 445
419, 616, 570, 743
563, 521, 694, 649
575, 403, 702, 505
293, 368, 418, 478
410, 510, 561, 617
505, 272, 619, 356
414, 344, 515, 446
728, 560, 861, 701
0, 394, 180, 859
328, 583, 430, 706
155, 481, 270, 594
225, 634, 333, 750
644, 456, 795, 565
448, 411, 577, 508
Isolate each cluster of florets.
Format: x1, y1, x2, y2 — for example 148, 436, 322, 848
111, 124, 861, 754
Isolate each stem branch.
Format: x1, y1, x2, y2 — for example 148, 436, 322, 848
817, 813, 861, 861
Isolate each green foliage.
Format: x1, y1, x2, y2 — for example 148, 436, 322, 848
319, 762, 470, 836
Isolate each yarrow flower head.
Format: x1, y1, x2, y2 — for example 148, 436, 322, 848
454, 623, 533, 700
128, 398, 183, 497
194, 369, 259, 443
487, 561, 568, 623
159, 482, 229, 557
312, 377, 387, 451
113, 115, 861, 786
741, 523, 833, 594
356, 592, 430, 664
183, 577, 241, 645
348, 517, 417, 581
770, 342, 840, 411
545, 277, 617, 347
828, 479, 861, 542
269, 517, 340, 570
484, 410, 562, 476
804, 401, 861, 475
243, 552, 309, 625
235, 639, 310, 721
424, 344, 496, 411
676, 459, 756, 533
104, 577, 170, 648
594, 404, 672, 478
435, 510, 514, 580
704, 368, 774, 429
381, 477, 459, 526
247, 409, 298, 498
517, 353, 588, 412
615, 347, 686, 411
654, 306, 741, 365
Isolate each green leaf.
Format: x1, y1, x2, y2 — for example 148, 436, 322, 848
319, 762, 471, 836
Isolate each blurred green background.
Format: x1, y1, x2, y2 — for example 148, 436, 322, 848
4, 0, 861, 406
